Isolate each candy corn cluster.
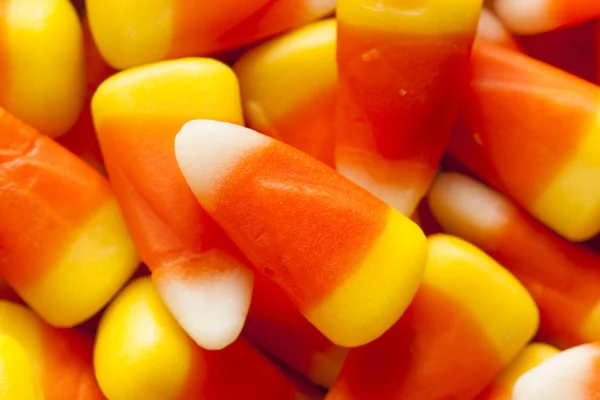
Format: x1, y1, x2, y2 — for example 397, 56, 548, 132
0, 0, 598, 399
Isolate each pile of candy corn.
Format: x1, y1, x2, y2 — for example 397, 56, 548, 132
0, 0, 599, 399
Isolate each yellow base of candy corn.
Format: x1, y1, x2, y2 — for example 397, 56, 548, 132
19, 199, 139, 327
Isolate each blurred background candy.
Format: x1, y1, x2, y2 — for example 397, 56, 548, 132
86, 0, 336, 69
0, 0, 85, 137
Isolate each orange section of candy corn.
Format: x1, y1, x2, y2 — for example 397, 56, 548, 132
92, 58, 254, 350
449, 40, 600, 241
429, 172, 600, 348
335, 0, 482, 215
175, 120, 428, 347
327, 234, 538, 400
245, 272, 347, 388
0, 107, 138, 326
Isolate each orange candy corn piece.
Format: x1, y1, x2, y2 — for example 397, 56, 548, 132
335, 0, 482, 215
175, 120, 428, 347
0, 107, 138, 327
87, 0, 335, 69
494, 0, 600, 35
92, 58, 254, 350
513, 343, 600, 400
429, 172, 600, 348
234, 19, 337, 166
0, 0, 85, 137
245, 272, 347, 388
477, 343, 560, 400
449, 40, 600, 241
95, 277, 298, 400
0, 300, 104, 400
326, 234, 539, 400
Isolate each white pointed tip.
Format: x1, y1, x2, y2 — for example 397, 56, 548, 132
307, 0, 337, 16
477, 9, 509, 43
156, 266, 255, 350
494, 0, 553, 35
174, 120, 269, 205
513, 344, 600, 400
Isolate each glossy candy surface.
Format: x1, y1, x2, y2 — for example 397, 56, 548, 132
326, 234, 539, 400
86, 0, 336, 69
449, 41, 600, 241
0, 0, 85, 137
0, 107, 138, 327
175, 120, 428, 347
234, 19, 337, 166
335, 0, 482, 215
92, 58, 253, 350
95, 277, 298, 400
430, 172, 600, 348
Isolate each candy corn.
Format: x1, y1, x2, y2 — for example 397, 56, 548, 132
234, 19, 337, 166
476, 8, 523, 51
512, 342, 600, 400
326, 234, 539, 400
0, 0, 85, 137
335, 0, 482, 215
0, 107, 138, 327
477, 343, 560, 400
0, 334, 44, 400
0, 300, 103, 399
449, 41, 600, 241
56, 18, 116, 174
175, 120, 428, 347
92, 58, 253, 350
95, 277, 298, 400
245, 272, 347, 388
87, 0, 336, 70
429, 172, 600, 348
494, 0, 600, 35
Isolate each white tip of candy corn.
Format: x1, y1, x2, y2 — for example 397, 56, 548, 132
307, 0, 337, 15
174, 120, 269, 207
494, 0, 552, 35
155, 266, 254, 350
428, 173, 511, 243
512, 344, 600, 400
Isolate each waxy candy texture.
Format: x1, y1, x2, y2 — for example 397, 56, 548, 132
0, 107, 138, 327
92, 58, 253, 350
95, 277, 298, 400
335, 0, 482, 215
0, 0, 85, 137
449, 41, 600, 241
326, 234, 539, 400
429, 173, 600, 348
175, 120, 428, 347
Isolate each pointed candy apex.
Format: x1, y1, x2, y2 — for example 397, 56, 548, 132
156, 266, 254, 350
494, 0, 552, 34
174, 120, 269, 208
